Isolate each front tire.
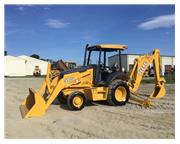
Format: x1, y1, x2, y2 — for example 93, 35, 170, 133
67, 91, 86, 110
107, 80, 130, 106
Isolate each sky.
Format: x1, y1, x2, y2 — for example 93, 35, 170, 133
5, 5, 175, 65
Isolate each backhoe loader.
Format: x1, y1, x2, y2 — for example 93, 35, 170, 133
20, 44, 166, 118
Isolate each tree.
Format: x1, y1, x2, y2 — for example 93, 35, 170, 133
30, 54, 40, 59
4, 51, 7, 56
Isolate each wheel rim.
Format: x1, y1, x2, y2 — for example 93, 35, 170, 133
72, 95, 83, 108
115, 86, 127, 102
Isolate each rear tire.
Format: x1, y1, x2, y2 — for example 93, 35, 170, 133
67, 91, 86, 110
107, 80, 130, 106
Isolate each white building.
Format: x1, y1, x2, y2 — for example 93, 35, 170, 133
108, 54, 175, 75
18, 55, 48, 76
4, 56, 26, 76
4, 55, 49, 76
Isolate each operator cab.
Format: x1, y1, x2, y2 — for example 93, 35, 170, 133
83, 44, 128, 86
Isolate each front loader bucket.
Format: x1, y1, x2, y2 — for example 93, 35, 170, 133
20, 88, 46, 118
150, 85, 166, 99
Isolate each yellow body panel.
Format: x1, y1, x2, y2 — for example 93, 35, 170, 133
63, 68, 93, 86
63, 87, 108, 101
84, 87, 109, 101
98, 44, 128, 50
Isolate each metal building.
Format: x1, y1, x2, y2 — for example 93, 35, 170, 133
108, 53, 175, 75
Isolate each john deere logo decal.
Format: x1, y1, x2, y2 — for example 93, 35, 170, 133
139, 62, 147, 75
64, 77, 75, 83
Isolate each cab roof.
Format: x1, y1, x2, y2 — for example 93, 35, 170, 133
87, 44, 128, 51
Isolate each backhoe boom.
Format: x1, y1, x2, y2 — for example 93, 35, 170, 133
128, 49, 166, 99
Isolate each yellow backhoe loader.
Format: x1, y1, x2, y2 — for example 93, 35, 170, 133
20, 44, 166, 118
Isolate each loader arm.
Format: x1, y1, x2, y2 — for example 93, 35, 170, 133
20, 63, 92, 118
128, 49, 166, 99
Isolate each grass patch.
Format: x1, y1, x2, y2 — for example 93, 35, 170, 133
142, 73, 175, 84
164, 73, 175, 84
142, 78, 155, 83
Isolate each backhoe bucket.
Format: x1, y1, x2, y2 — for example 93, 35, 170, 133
20, 88, 46, 118
150, 85, 166, 99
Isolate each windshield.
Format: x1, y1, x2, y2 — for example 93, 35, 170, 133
86, 50, 118, 67
88, 51, 101, 65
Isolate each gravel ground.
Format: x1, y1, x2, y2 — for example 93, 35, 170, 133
5, 78, 175, 139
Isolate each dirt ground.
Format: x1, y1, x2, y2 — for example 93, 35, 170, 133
5, 78, 175, 139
